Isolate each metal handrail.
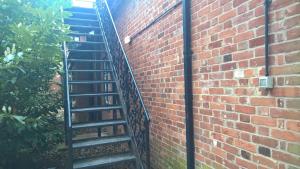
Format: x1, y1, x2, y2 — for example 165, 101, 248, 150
101, 0, 150, 122
60, 7, 73, 169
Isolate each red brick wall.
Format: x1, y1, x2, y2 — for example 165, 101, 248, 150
113, 0, 300, 169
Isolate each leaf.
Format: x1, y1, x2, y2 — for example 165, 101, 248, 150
13, 115, 26, 124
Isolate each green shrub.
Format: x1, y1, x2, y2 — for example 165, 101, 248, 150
0, 0, 71, 168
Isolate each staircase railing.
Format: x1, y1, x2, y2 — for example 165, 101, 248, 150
95, 1, 150, 169
60, 7, 73, 169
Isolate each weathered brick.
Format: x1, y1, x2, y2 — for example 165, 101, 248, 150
286, 121, 300, 132
270, 40, 300, 55
271, 129, 300, 142
273, 150, 300, 166
285, 52, 300, 63
252, 116, 277, 127
250, 97, 276, 106
236, 158, 257, 169
236, 122, 256, 133
270, 108, 300, 120
271, 87, 300, 97
235, 105, 255, 114
287, 143, 300, 156
252, 135, 278, 148
253, 154, 277, 168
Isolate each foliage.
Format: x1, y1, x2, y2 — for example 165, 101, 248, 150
0, 0, 71, 168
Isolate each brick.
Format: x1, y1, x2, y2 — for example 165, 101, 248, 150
270, 40, 300, 55
286, 121, 300, 132
252, 116, 277, 127
252, 135, 278, 148
222, 127, 239, 138
221, 62, 237, 71
250, 97, 276, 106
241, 150, 251, 160
270, 108, 300, 120
236, 158, 257, 169
249, 36, 264, 48
249, 16, 264, 29
221, 96, 238, 104
240, 114, 250, 123
236, 122, 256, 133
258, 127, 269, 136
223, 54, 232, 62
287, 27, 300, 40
271, 87, 300, 97
219, 10, 236, 23
223, 143, 239, 154
285, 52, 300, 63
233, 51, 253, 61
250, 57, 264, 66
287, 143, 300, 156
284, 15, 300, 29
273, 150, 300, 166
285, 76, 300, 86
235, 105, 255, 114
209, 40, 222, 49
234, 31, 254, 43
271, 129, 300, 142
233, 0, 247, 7
209, 88, 224, 94
236, 139, 257, 152
253, 155, 277, 168
258, 146, 271, 157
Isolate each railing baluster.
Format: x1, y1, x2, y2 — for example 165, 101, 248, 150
95, 1, 151, 168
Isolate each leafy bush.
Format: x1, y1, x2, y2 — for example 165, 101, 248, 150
0, 0, 71, 168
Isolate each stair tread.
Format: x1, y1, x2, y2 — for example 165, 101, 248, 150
69, 49, 105, 52
69, 32, 102, 36
73, 153, 136, 169
71, 105, 122, 112
70, 93, 118, 97
68, 80, 116, 84
68, 59, 111, 62
69, 70, 113, 72
70, 25, 100, 29
68, 41, 104, 44
73, 120, 127, 129
71, 11, 97, 16
65, 18, 98, 22
66, 7, 95, 13
73, 136, 131, 149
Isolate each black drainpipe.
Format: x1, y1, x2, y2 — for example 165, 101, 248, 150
183, 0, 194, 169
264, 0, 272, 76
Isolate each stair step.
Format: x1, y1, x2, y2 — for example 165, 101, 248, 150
73, 136, 131, 149
73, 153, 136, 169
68, 59, 111, 62
68, 41, 104, 45
65, 18, 98, 23
66, 7, 96, 14
70, 93, 118, 97
68, 49, 105, 53
69, 32, 102, 37
68, 69, 113, 72
71, 11, 97, 16
71, 105, 122, 112
73, 120, 127, 129
70, 25, 100, 29
68, 80, 116, 84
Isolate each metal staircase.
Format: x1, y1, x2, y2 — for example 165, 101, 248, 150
62, 2, 150, 169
